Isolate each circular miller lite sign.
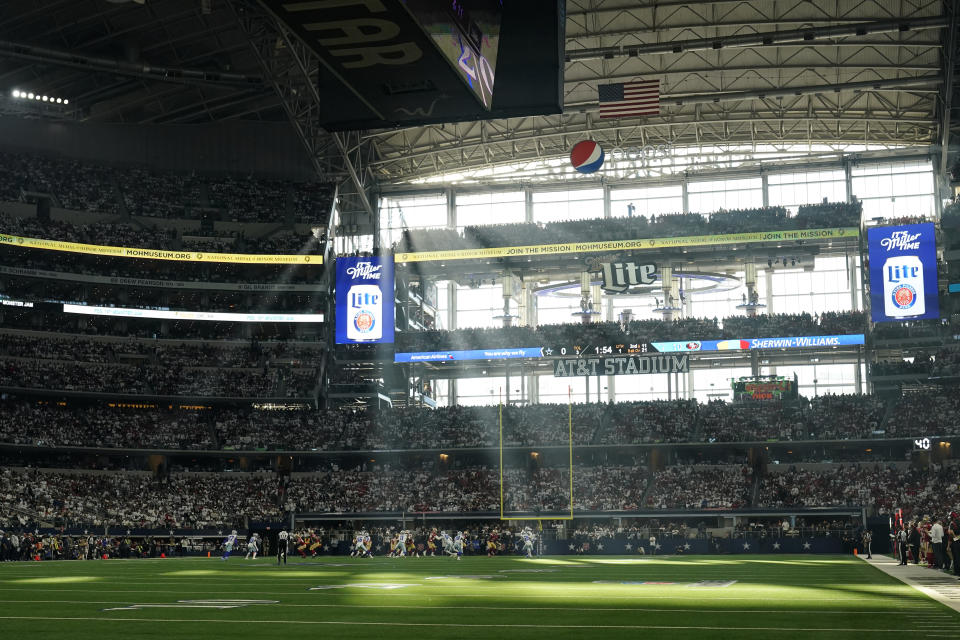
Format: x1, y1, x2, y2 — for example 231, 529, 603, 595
570, 140, 605, 174
891, 283, 917, 310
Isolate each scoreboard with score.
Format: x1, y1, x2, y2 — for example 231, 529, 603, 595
544, 343, 651, 357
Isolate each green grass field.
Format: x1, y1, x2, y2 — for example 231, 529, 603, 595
1, 554, 957, 639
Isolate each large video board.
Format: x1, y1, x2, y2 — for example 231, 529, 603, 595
394, 333, 865, 362
867, 223, 939, 323
336, 256, 395, 345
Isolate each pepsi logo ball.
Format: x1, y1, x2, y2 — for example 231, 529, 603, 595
570, 140, 604, 174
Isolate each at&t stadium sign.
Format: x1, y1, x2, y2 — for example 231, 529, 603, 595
553, 354, 689, 377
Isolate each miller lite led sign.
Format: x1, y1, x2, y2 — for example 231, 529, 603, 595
867, 223, 939, 323
336, 256, 395, 344
600, 261, 657, 293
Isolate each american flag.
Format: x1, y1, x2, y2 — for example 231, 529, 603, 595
597, 80, 660, 119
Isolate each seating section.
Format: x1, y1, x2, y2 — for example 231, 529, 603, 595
395, 203, 861, 253
0, 151, 333, 223
396, 312, 867, 352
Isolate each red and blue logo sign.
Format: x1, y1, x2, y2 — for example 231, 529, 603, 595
891, 283, 917, 310
570, 140, 604, 174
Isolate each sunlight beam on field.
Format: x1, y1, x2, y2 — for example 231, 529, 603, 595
11, 577, 101, 584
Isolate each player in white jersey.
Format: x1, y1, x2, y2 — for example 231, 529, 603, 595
452, 531, 464, 560
221, 530, 238, 561
352, 531, 369, 557
395, 530, 408, 557
245, 533, 260, 559
277, 530, 289, 565
440, 531, 454, 556
522, 527, 535, 558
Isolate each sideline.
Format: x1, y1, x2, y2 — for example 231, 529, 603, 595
861, 554, 960, 615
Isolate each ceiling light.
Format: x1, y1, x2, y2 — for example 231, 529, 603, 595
11, 90, 20, 98
55, 98, 62, 104
63, 99, 69, 105
27, 93, 34, 99
42, 96, 49, 102
34, 94, 41, 100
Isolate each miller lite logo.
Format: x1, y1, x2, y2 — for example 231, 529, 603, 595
347, 285, 382, 341
600, 261, 657, 293
880, 230, 921, 252
346, 262, 383, 280
882, 256, 924, 317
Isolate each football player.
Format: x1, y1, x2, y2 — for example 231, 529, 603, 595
221, 530, 238, 561
522, 527, 535, 558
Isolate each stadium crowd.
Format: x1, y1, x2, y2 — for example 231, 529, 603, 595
756, 461, 960, 521
0, 212, 322, 255
2, 388, 947, 451
0, 359, 315, 397
396, 312, 867, 352
0, 151, 333, 223
395, 203, 861, 253
645, 466, 753, 509
4, 460, 953, 532
0, 467, 281, 530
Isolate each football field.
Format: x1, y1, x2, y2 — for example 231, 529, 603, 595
0, 554, 957, 639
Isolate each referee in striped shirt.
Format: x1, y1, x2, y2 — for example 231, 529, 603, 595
277, 530, 289, 565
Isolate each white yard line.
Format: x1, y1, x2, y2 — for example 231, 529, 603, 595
0, 599, 949, 616
0, 615, 944, 632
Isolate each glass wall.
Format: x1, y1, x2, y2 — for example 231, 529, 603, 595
379, 193, 447, 249
688, 177, 763, 212
456, 375, 509, 406
852, 159, 935, 220
768, 169, 846, 213
531, 188, 604, 223
768, 256, 857, 315
609, 184, 683, 218
456, 191, 525, 229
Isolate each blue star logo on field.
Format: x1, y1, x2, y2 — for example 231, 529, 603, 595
624, 543, 632, 551
773, 542, 781, 550
803, 541, 812, 550
683, 543, 691, 550
743, 542, 750, 550
570, 140, 605, 174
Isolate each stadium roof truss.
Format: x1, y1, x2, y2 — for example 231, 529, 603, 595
0, 1, 956, 192
367, 0, 958, 185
